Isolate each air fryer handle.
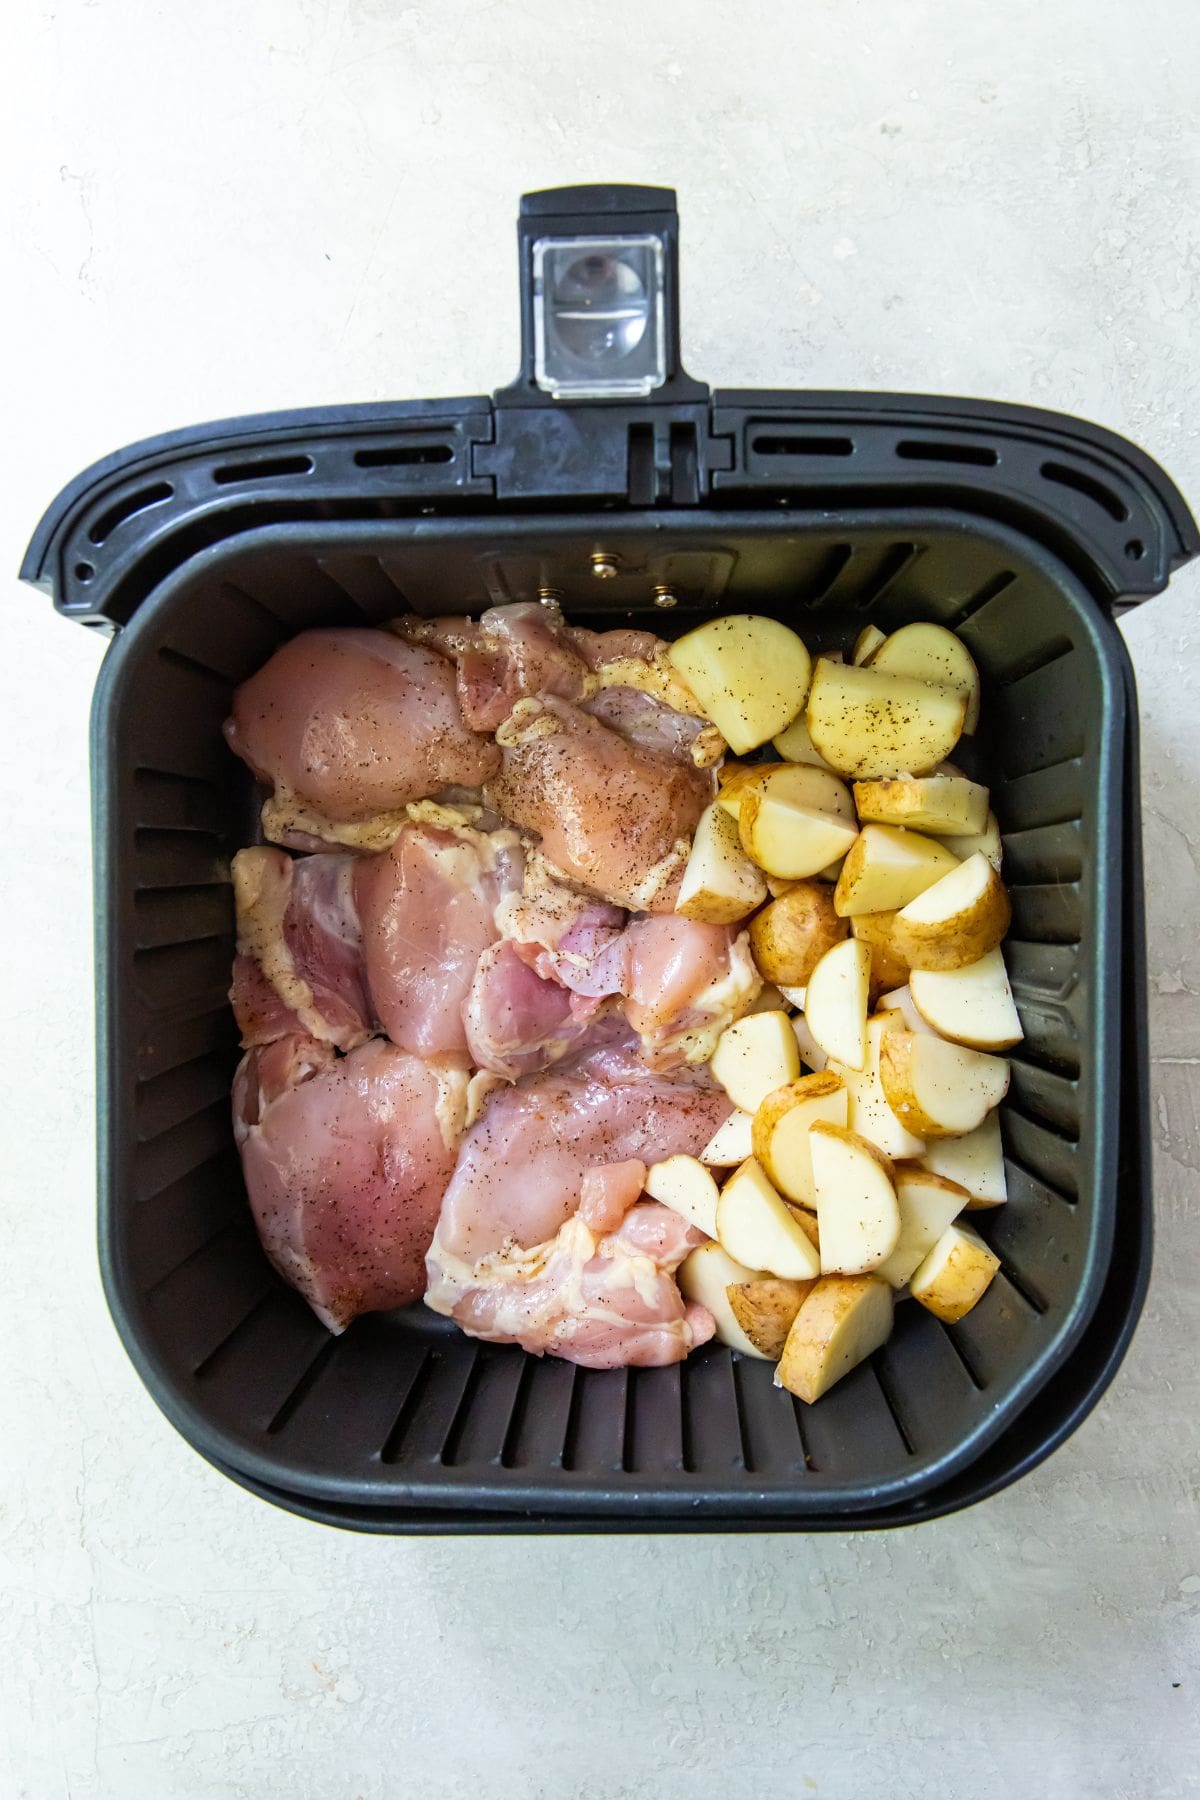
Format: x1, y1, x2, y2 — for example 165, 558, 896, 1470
496, 183, 708, 406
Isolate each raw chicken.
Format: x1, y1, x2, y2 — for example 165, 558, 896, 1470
355, 821, 523, 1062
487, 695, 713, 912
224, 627, 499, 825
430, 1033, 730, 1264
425, 1200, 715, 1369
462, 940, 609, 1080
234, 1034, 468, 1331
230, 847, 373, 1052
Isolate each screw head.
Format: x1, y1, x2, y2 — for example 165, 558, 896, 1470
591, 554, 619, 580
653, 587, 678, 608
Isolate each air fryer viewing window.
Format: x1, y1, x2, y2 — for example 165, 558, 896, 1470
532, 233, 666, 397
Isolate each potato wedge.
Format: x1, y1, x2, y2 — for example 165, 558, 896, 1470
790, 1011, 829, 1073
877, 985, 938, 1037
909, 1223, 1000, 1321
679, 1240, 771, 1358
804, 937, 872, 1071
772, 713, 835, 769
809, 1123, 900, 1275
748, 880, 849, 986
852, 623, 887, 665
870, 622, 981, 735
698, 1110, 756, 1167
675, 801, 768, 925
852, 774, 990, 838
726, 1277, 815, 1358
805, 656, 967, 778
776, 1275, 894, 1403
785, 1203, 821, 1248
920, 1113, 1007, 1208
850, 910, 912, 996
710, 1010, 801, 1114
716, 760, 786, 819
876, 1168, 972, 1288
716, 1158, 822, 1281
669, 615, 813, 754
878, 1031, 1010, 1138
834, 824, 960, 918
909, 948, 1024, 1050
644, 1154, 720, 1237
752, 1070, 848, 1205
942, 809, 1003, 872
890, 852, 1011, 971
831, 1013, 926, 1160
739, 792, 859, 881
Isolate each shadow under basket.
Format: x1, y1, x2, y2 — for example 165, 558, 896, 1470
79, 507, 1142, 1526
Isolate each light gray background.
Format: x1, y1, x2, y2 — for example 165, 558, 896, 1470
3, 2, 1198, 1795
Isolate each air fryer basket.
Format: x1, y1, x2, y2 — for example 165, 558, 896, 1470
23, 186, 1197, 1529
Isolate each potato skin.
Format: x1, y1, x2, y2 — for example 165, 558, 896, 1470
748, 880, 849, 985
776, 1275, 893, 1403
890, 863, 1011, 971
849, 911, 911, 998
726, 1278, 814, 1358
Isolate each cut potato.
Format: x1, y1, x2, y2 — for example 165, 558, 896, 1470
698, 1110, 756, 1168
852, 774, 990, 838
779, 985, 806, 1009
765, 874, 798, 899
726, 1277, 815, 1358
644, 1154, 720, 1237
748, 880, 849, 986
676, 801, 769, 924
804, 937, 872, 1071
942, 809, 1003, 872
786, 1203, 821, 1248
747, 761, 856, 821
805, 656, 967, 779
834, 824, 960, 918
738, 792, 859, 881
751, 1071, 848, 1205
832, 1013, 926, 1160
776, 1275, 894, 1403
850, 910, 911, 996
716, 760, 785, 820
878, 1030, 1010, 1138
772, 713, 835, 769
909, 948, 1024, 1050
710, 1010, 801, 1113
679, 1241, 771, 1358
790, 1011, 829, 1073
920, 1113, 1007, 1209
809, 1123, 900, 1275
853, 623, 887, 665
877, 985, 938, 1037
891, 852, 1011, 971
743, 982, 789, 1016
716, 1158, 822, 1281
876, 1168, 972, 1288
870, 622, 981, 735
669, 615, 813, 754
909, 1223, 1000, 1321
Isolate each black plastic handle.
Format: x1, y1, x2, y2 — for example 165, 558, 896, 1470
494, 183, 708, 407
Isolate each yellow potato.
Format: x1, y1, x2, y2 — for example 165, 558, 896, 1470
834, 824, 959, 917
831, 1012, 926, 1160
679, 1240, 770, 1357
909, 1223, 1000, 1321
805, 656, 967, 778
751, 1070, 848, 1205
785, 1203, 822, 1249
643, 1155, 720, 1236
852, 774, 990, 838
748, 880, 849, 986
878, 1029, 1010, 1139
909, 949, 1024, 1051
852, 623, 887, 665
870, 622, 981, 735
876, 1168, 972, 1289
710, 1010, 801, 1113
739, 791, 859, 882
942, 809, 1003, 872
669, 615, 813, 754
809, 1123, 900, 1275
890, 852, 1011, 970
804, 937, 872, 1070
772, 713, 835, 768
776, 1275, 894, 1403
698, 1110, 756, 1167
850, 910, 912, 998
920, 1113, 1007, 1209
720, 759, 854, 824
676, 801, 769, 924
716, 1158, 822, 1281
726, 1277, 815, 1358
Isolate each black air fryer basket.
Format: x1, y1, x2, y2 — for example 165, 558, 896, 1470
24, 186, 1198, 1532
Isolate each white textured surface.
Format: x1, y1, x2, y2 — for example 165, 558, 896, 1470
4, 2, 1200, 1795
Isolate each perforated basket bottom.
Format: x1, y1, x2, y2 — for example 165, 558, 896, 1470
94, 508, 1126, 1519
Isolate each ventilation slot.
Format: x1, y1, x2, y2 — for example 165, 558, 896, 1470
994, 636, 1074, 687
895, 439, 998, 466
950, 570, 1016, 626
1040, 461, 1128, 522
807, 542, 854, 606
752, 433, 855, 457
852, 542, 920, 611
354, 443, 454, 468
87, 481, 174, 546
212, 454, 315, 485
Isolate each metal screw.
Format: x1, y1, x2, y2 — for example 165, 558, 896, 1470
537, 587, 562, 606
653, 586, 678, 609
591, 554, 619, 579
